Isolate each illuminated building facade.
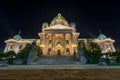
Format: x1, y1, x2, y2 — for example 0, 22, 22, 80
39, 13, 79, 56
4, 13, 116, 56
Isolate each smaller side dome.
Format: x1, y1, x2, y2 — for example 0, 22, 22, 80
97, 34, 107, 40
42, 22, 49, 32
13, 34, 22, 40
42, 22, 48, 27
70, 23, 76, 32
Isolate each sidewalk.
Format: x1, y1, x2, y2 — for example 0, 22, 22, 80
0, 64, 120, 69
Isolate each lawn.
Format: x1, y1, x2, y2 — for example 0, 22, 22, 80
107, 63, 120, 66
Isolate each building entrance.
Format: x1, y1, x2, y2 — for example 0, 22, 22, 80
57, 50, 61, 55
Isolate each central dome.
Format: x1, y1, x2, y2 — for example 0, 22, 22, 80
50, 24, 70, 29
50, 13, 69, 26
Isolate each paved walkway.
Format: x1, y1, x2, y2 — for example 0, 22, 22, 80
0, 64, 120, 69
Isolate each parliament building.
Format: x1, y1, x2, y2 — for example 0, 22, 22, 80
4, 13, 116, 56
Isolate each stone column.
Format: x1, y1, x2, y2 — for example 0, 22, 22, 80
70, 34, 72, 55
52, 34, 54, 55
71, 33, 73, 54
46, 36, 48, 55
104, 43, 107, 53
110, 42, 115, 52
44, 34, 47, 55
4, 44, 8, 53
53, 34, 55, 55
64, 34, 66, 55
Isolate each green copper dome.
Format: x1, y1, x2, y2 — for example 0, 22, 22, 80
97, 34, 107, 40
13, 34, 22, 40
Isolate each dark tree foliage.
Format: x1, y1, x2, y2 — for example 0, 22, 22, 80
17, 44, 31, 59
16, 44, 32, 64
109, 49, 120, 63
0, 49, 3, 53
83, 40, 102, 64
36, 46, 43, 57
0, 49, 5, 60
6, 51, 16, 58
5, 51, 16, 64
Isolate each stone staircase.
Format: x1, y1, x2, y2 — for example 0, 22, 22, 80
32, 56, 81, 65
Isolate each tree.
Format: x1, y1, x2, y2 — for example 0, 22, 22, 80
0, 48, 3, 53
83, 40, 102, 64
0, 49, 5, 60
110, 49, 120, 63
16, 44, 32, 64
5, 51, 16, 64
36, 46, 43, 57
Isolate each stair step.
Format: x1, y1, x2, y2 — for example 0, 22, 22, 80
31, 56, 80, 65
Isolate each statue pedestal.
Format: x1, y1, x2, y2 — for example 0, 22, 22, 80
27, 51, 37, 64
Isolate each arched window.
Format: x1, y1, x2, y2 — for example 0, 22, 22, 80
8, 44, 13, 50
48, 48, 51, 55
66, 48, 70, 55
10, 46, 13, 49
19, 45, 22, 50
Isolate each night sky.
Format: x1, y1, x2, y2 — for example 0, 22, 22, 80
0, 0, 120, 49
